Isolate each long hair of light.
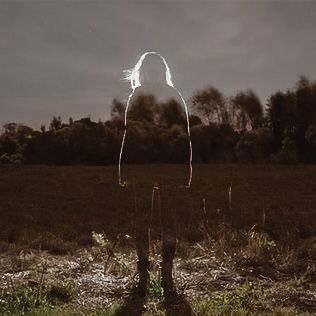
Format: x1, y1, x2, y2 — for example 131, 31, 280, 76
123, 51, 174, 89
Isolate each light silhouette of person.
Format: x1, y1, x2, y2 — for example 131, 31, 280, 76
118, 52, 192, 302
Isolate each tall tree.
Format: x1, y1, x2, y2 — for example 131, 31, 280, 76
110, 98, 125, 120
294, 76, 316, 159
231, 90, 263, 131
191, 86, 227, 125
127, 94, 159, 124
159, 99, 186, 128
49, 116, 62, 131
267, 91, 296, 149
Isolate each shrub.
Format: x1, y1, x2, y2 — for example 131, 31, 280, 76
192, 285, 258, 315
30, 233, 72, 255
47, 281, 77, 304
0, 287, 49, 314
246, 229, 276, 259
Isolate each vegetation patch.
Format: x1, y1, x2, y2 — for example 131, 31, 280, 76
191, 285, 260, 315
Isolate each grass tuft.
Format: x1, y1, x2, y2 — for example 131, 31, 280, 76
192, 284, 258, 315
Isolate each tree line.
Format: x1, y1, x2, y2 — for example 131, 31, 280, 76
0, 76, 315, 165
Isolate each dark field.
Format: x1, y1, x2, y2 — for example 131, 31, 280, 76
1, 164, 316, 315
1, 164, 315, 246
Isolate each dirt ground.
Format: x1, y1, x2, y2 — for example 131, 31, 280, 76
1, 165, 316, 314
1, 237, 316, 314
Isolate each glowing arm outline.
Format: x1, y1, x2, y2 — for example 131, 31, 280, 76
118, 89, 136, 187
173, 87, 193, 188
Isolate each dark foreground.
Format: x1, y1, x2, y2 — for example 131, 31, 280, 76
0, 164, 316, 315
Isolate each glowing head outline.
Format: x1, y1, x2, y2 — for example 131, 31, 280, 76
124, 51, 174, 90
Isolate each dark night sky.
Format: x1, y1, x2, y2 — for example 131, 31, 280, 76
1, 0, 316, 128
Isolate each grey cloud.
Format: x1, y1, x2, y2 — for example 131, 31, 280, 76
0, 0, 316, 127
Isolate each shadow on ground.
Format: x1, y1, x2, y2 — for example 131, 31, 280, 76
114, 288, 193, 316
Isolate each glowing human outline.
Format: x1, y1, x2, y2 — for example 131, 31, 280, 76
118, 51, 193, 188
